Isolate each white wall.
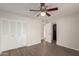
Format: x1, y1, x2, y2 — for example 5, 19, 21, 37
27, 19, 41, 46
56, 14, 79, 51
0, 11, 41, 52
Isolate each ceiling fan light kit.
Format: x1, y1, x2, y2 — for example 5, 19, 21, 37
40, 12, 46, 16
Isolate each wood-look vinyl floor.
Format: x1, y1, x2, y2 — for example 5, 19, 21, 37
1, 41, 79, 56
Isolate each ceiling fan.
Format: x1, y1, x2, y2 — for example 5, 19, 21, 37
29, 3, 58, 17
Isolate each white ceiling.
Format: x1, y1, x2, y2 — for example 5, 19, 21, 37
0, 3, 79, 22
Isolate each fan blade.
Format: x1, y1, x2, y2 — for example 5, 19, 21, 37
46, 12, 51, 16
47, 7, 58, 11
29, 9, 40, 11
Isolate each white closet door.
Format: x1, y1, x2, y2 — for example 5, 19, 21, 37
0, 19, 27, 52
1, 19, 12, 51
16, 21, 27, 47
1, 20, 18, 51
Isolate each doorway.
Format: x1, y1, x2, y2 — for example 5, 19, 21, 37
52, 24, 57, 44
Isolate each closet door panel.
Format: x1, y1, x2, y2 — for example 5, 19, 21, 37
16, 21, 27, 47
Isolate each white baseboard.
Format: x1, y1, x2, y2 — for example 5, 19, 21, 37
57, 43, 79, 51
27, 41, 41, 46
0, 41, 41, 52
45, 39, 51, 43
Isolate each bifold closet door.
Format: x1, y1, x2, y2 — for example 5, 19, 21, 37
0, 19, 27, 52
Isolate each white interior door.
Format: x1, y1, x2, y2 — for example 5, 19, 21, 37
44, 23, 52, 43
